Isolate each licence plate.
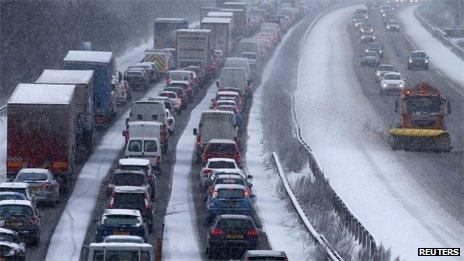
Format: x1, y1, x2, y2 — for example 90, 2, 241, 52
227, 233, 243, 239
5, 220, 22, 228
114, 230, 129, 236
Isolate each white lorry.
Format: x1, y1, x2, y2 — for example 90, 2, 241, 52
201, 17, 232, 57
176, 29, 212, 80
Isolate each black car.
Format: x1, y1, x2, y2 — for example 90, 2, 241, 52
365, 42, 383, 58
361, 51, 381, 67
407, 51, 429, 70
206, 214, 261, 259
95, 209, 149, 243
0, 200, 40, 245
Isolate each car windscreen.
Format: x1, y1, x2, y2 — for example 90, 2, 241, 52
0, 232, 19, 243
412, 52, 426, 58
16, 172, 48, 182
0, 188, 27, 195
384, 74, 401, 80
164, 88, 183, 96
241, 53, 257, 60
216, 218, 252, 229
206, 143, 237, 153
218, 106, 236, 112
144, 140, 158, 152
169, 73, 189, 81
112, 174, 145, 186
128, 140, 142, 152
114, 194, 145, 209
367, 43, 380, 50
103, 215, 140, 226
92, 250, 151, 261
208, 161, 236, 169
216, 188, 244, 199
0, 205, 33, 218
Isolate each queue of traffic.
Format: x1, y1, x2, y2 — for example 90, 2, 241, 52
1, 1, 310, 260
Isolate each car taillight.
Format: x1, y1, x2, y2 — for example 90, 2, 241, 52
235, 154, 241, 163
244, 188, 251, 197
196, 136, 201, 146
42, 182, 55, 190
211, 228, 224, 236
156, 157, 161, 166
29, 216, 39, 225
203, 169, 212, 176
247, 228, 259, 237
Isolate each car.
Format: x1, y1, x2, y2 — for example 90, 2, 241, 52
380, 72, 406, 94
114, 71, 131, 105
117, 158, 156, 189
166, 70, 196, 88
386, 20, 400, 31
0, 182, 36, 207
107, 186, 154, 232
360, 51, 381, 67
206, 214, 260, 258
242, 250, 288, 260
407, 51, 429, 70
201, 139, 242, 166
148, 96, 174, 115
0, 241, 26, 260
0, 200, 40, 245
167, 81, 193, 101
375, 64, 396, 82
365, 42, 383, 58
207, 174, 253, 199
210, 169, 251, 182
200, 158, 241, 187
0, 192, 28, 201
165, 109, 175, 135
0, 228, 26, 255
124, 137, 162, 173
359, 23, 374, 34
159, 91, 182, 113
217, 105, 242, 126
103, 235, 145, 244
206, 184, 254, 221
164, 86, 187, 107
214, 100, 239, 111
14, 168, 60, 206
95, 209, 149, 243
107, 170, 153, 199
136, 62, 158, 82
360, 31, 376, 43
124, 68, 149, 91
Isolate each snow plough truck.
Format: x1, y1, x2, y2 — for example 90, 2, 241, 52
389, 83, 452, 152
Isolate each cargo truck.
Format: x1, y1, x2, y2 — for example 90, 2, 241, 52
201, 7, 220, 19
7, 84, 82, 191
222, 1, 248, 35
176, 29, 213, 82
153, 18, 188, 49
143, 49, 174, 77
201, 17, 232, 57
63, 50, 117, 127
221, 8, 247, 37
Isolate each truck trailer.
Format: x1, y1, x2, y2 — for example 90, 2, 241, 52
176, 29, 213, 81
201, 17, 232, 57
153, 18, 188, 49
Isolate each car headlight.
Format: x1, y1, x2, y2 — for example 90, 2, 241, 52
409, 59, 413, 63
387, 26, 390, 29
362, 36, 365, 39
382, 83, 387, 87
365, 49, 369, 52
376, 72, 381, 76
425, 60, 428, 63
399, 82, 404, 87
373, 36, 376, 39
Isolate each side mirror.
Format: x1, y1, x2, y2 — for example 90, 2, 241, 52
394, 101, 399, 113
125, 118, 129, 125
193, 128, 198, 136
122, 130, 127, 137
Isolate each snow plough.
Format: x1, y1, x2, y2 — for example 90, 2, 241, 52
389, 83, 452, 152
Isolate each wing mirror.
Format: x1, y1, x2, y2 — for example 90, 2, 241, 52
193, 128, 198, 136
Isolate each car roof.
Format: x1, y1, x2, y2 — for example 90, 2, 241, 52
0, 191, 26, 196
208, 139, 236, 144
214, 184, 246, 190
18, 168, 50, 174
245, 250, 287, 257
104, 208, 141, 217
159, 91, 177, 95
214, 174, 244, 180
0, 200, 33, 207
168, 70, 192, 74
218, 91, 240, 95
119, 158, 150, 166
169, 80, 189, 85
112, 170, 145, 176
0, 182, 29, 188
114, 186, 147, 194
64, 50, 113, 63
0, 241, 21, 249
384, 72, 401, 76
127, 121, 162, 128
218, 214, 250, 220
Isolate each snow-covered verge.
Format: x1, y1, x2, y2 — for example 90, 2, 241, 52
295, 5, 463, 261
162, 84, 216, 260
399, 6, 464, 92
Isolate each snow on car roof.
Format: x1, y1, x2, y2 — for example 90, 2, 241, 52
214, 183, 246, 190
384, 72, 401, 76
203, 109, 235, 115
218, 91, 240, 95
0, 240, 22, 249
169, 80, 190, 85
159, 91, 177, 95
168, 70, 192, 74
218, 214, 250, 219
8, 84, 76, 105
0, 227, 17, 235
201, 17, 232, 24
36, 69, 94, 85
0, 182, 29, 188
208, 11, 234, 17
118, 158, 150, 166
155, 18, 186, 22
18, 168, 50, 174
208, 158, 236, 163
89, 242, 153, 249
127, 121, 162, 127
114, 186, 147, 194
0, 200, 32, 207
104, 208, 141, 217
63, 50, 113, 63
208, 139, 236, 144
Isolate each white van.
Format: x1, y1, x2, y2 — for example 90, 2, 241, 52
224, 57, 250, 79
128, 100, 166, 124
123, 121, 168, 153
125, 137, 162, 173
237, 39, 262, 60
86, 242, 155, 261
218, 67, 251, 96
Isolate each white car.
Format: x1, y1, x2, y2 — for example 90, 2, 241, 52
165, 109, 175, 135
380, 72, 406, 94
200, 158, 240, 186
375, 64, 396, 82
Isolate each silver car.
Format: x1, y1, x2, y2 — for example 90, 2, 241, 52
15, 168, 59, 206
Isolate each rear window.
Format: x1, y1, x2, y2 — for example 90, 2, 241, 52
206, 143, 237, 153
379, 65, 394, 71
92, 250, 151, 261
160, 92, 175, 98
217, 218, 252, 229
114, 193, 145, 209
128, 140, 142, 152
216, 178, 245, 186
112, 173, 145, 186
247, 257, 286, 260
0, 188, 26, 195
16, 172, 48, 182
103, 215, 140, 226
0, 232, 19, 243
144, 140, 158, 152
208, 161, 236, 169
119, 165, 148, 175
0, 205, 33, 218
216, 188, 244, 199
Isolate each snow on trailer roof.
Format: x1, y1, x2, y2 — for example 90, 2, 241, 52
155, 18, 186, 22
8, 83, 76, 105
63, 50, 113, 64
177, 29, 211, 33
208, 11, 234, 17
36, 69, 94, 85
208, 139, 236, 144
201, 17, 232, 24
118, 158, 150, 166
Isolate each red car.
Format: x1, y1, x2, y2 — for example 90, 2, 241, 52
201, 139, 241, 165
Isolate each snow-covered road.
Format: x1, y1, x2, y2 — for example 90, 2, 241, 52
399, 6, 464, 93
295, 5, 463, 260
162, 84, 216, 260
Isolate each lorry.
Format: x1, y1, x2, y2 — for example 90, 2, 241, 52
176, 29, 213, 83
201, 7, 220, 19
193, 110, 238, 160
7, 84, 81, 191
63, 50, 117, 127
222, 1, 248, 35
207, 11, 235, 36
221, 8, 247, 37
201, 17, 232, 57
238, 38, 262, 61
153, 18, 188, 49
143, 49, 174, 77
389, 83, 452, 152
35, 69, 96, 156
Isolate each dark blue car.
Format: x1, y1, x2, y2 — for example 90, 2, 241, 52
95, 209, 148, 243
206, 184, 254, 222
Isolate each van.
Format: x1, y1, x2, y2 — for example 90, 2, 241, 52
128, 100, 167, 129
237, 39, 262, 61
224, 58, 250, 79
218, 68, 251, 96
123, 121, 168, 153
86, 242, 155, 261
125, 137, 162, 173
